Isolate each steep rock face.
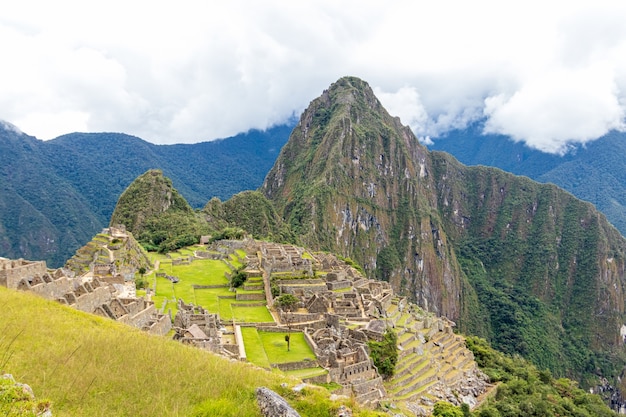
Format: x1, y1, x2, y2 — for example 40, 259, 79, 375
432, 153, 626, 376
263, 77, 467, 319
262, 76, 626, 379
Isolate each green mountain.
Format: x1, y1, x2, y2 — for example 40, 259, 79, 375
202, 191, 294, 243
110, 169, 209, 252
111, 171, 291, 252
261, 76, 626, 383
428, 125, 626, 236
0, 122, 100, 267
0, 124, 290, 267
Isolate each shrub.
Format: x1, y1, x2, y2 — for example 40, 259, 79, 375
368, 329, 398, 379
231, 271, 247, 288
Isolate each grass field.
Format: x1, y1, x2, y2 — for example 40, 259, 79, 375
259, 331, 316, 364
241, 329, 316, 369
241, 327, 271, 369
145, 257, 232, 316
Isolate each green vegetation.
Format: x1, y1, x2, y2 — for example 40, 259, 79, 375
0, 286, 285, 417
274, 294, 299, 312
430, 125, 626, 237
230, 304, 274, 322
460, 336, 617, 417
258, 331, 316, 363
145, 256, 231, 317
442, 163, 626, 385
231, 269, 248, 288
241, 327, 271, 368
433, 401, 465, 417
272, 383, 386, 417
0, 123, 292, 268
368, 329, 398, 379
0, 375, 51, 417
207, 191, 295, 243
110, 170, 210, 253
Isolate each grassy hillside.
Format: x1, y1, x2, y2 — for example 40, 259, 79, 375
0, 287, 378, 417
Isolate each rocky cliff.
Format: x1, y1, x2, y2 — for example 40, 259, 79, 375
262, 76, 626, 381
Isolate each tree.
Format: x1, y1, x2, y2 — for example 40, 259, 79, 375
274, 294, 299, 312
231, 271, 247, 288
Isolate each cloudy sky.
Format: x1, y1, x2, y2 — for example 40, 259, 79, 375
2, 1, 626, 153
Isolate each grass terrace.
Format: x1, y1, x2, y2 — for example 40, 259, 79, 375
145, 257, 232, 316
141, 247, 275, 324
241, 327, 271, 369
259, 331, 316, 364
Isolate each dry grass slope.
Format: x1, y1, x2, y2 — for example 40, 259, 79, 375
0, 287, 385, 417
0, 286, 291, 417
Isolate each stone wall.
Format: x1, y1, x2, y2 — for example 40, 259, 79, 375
0, 259, 47, 289
326, 280, 352, 290
236, 292, 265, 301
27, 276, 73, 300
74, 286, 114, 313
1, 256, 170, 337
144, 313, 172, 336
280, 311, 322, 324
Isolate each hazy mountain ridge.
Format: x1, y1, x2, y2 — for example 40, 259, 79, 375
0, 125, 291, 266
429, 125, 626, 235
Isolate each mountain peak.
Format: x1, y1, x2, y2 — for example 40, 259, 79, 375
0, 120, 23, 135
110, 169, 193, 235
262, 76, 422, 205
262, 75, 436, 284
261, 77, 626, 382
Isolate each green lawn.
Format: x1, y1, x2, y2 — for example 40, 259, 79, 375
146, 258, 231, 316
145, 248, 275, 324
229, 253, 243, 268
259, 331, 316, 364
284, 367, 328, 379
231, 304, 274, 322
241, 327, 271, 369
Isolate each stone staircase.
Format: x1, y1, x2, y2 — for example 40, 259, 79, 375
243, 276, 265, 291
382, 298, 489, 413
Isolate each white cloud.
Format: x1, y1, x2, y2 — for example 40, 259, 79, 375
1, 0, 626, 152
374, 86, 430, 136
484, 65, 626, 154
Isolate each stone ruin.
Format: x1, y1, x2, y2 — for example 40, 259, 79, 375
172, 299, 241, 359
258, 242, 313, 275
0, 255, 171, 336
303, 315, 387, 406
5, 234, 487, 412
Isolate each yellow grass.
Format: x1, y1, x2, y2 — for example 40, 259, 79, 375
0, 287, 289, 417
